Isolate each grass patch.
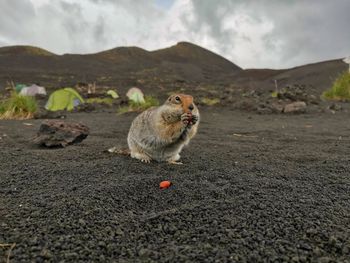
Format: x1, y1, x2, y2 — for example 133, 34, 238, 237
86, 97, 114, 106
0, 92, 38, 120
118, 96, 159, 114
117, 106, 133, 115
323, 71, 350, 101
200, 97, 220, 106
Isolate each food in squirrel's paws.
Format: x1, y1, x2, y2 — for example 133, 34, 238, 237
188, 113, 193, 124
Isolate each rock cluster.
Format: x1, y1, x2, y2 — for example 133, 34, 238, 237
34, 120, 89, 147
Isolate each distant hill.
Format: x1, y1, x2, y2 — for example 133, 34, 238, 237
0, 42, 347, 96
268, 59, 346, 91
152, 42, 241, 72
0, 42, 242, 90
0, 45, 55, 56
91, 46, 153, 63
233, 59, 347, 95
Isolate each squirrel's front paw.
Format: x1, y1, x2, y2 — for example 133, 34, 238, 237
190, 114, 198, 125
181, 113, 198, 126
181, 113, 192, 125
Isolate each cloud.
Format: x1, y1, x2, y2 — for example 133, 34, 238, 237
185, 0, 350, 68
0, 0, 349, 68
251, 0, 350, 68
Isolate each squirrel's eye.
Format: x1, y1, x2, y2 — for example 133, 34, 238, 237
175, 96, 181, 102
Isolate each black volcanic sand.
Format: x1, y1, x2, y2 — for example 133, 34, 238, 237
1, 108, 350, 262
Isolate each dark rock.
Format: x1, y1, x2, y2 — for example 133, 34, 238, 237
233, 99, 257, 112
75, 103, 97, 113
277, 85, 313, 102
273, 84, 322, 109
256, 100, 285, 114
308, 95, 320, 104
329, 103, 342, 111
270, 102, 284, 113
257, 106, 273, 114
34, 120, 89, 147
283, 101, 307, 114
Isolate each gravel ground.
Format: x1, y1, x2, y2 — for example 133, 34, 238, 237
1, 108, 350, 262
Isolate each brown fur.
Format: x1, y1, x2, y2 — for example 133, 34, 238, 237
127, 93, 200, 163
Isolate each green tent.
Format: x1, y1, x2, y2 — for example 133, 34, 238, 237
45, 88, 84, 111
126, 87, 145, 104
107, 90, 119, 99
15, 84, 26, 93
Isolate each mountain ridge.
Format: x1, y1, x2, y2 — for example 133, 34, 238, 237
0, 42, 347, 96
0, 42, 242, 88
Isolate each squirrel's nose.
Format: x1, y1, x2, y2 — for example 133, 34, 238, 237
188, 104, 194, 111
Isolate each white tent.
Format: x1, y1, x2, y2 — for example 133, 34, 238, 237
126, 87, 145, 104
20, 84, 46, 96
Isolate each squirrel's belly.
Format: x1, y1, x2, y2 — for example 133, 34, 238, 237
144, 146, 169, 162
150, 143, 184, 162
138, 140, 181, 162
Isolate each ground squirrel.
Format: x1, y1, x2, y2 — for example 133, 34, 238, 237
127, 94, 199, 164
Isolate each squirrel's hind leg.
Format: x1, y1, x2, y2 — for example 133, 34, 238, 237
130, 150, 152, 163
128, 136, 152, 163
167, 154, 183, 165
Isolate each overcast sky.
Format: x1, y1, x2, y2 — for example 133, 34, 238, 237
0, 0, 349, 69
